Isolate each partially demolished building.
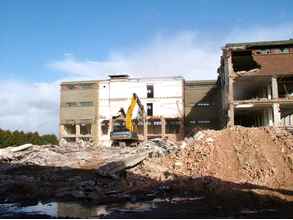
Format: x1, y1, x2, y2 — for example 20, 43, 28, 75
60, 39, 293, 144
59, 75, 186, 144
218, 39, 293, 128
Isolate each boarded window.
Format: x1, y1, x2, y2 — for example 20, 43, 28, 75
147, 85, 154, 98
147, 103, 153, 116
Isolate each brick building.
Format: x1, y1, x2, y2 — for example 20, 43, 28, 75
218, 39, 293, 128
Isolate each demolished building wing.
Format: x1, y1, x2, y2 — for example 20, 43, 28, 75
218, 39, 293, 128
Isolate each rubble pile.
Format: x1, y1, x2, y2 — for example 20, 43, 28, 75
0, 127, 292, 203
129, 126, 293, 197
95, 138, 179, 178
0, 141, 98, 169
138, 138, 179, 157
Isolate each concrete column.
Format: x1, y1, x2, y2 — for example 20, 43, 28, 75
273, 103, 281, 126
227, 77, 234, 127
179, 118, 185, 140
267, 84, 272, 99
272, 77, 278, 99
59, 125, 65, 139
76, 124, 80, 138
144, 117, 148, 141
227, 56, 234, 127
267, 108, 273, 126
108, 119, 112, 136
92, 121, 98, 144
161, 117, 166, 138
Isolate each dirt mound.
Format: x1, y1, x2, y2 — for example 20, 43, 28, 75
130, 126, 293, 199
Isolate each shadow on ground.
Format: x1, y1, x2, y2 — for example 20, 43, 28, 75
0, 161, 292, 218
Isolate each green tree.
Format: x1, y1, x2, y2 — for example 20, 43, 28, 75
0, 129, 58, 147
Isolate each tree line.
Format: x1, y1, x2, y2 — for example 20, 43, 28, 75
0, 129, 58, 148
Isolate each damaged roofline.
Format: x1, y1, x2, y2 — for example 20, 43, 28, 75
224, 39, 293, 50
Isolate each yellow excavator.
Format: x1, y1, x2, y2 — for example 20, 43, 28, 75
110, 93, 145, 146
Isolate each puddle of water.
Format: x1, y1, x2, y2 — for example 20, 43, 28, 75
0, 202, 57, 217
0, 196, 205, 218
0, 196, 288, 218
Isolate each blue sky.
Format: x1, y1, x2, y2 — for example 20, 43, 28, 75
1, 0, 293, 82
0, 0, 293, 134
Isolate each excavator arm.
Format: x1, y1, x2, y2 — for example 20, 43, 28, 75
126, 93, 144, 132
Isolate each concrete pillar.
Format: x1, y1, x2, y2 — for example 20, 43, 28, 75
227, 77, 234, 127
272, 77, 278, 99
179, 118, 185, 140
268, 108, 274, 126
59, 125, 65, 139
76, 124, 80, 138
161, 117, 166, 138
92, 121, 98, 144
108, 119, 112, 136
144, 117, 148, 141
273, 103, 281, 126
227, 56, 234, 127
267, 84, 272, 99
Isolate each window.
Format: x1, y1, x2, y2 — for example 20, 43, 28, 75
166, 119, 180, 134
147, 103, 153, 116
80, 101, 93, 107
67, 84, 79, 90
280, 48, 289, 54
198, 120, 211, 124
64, 124, 76, 135
80, 124, 91, 135
65, 102, 78, 107
271, 48, 289, 54
80, 83, 95, 89
147, 85, 154, 98
101, 120, 109, 135
197, 102, 210, 107
255, 49, 271, 55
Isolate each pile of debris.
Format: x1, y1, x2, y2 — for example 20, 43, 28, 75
0, 127, 292, 203
96, 138, 179, 178
129, 126, 293, 199
0, 137, 179, 174
0, 141, 99, 170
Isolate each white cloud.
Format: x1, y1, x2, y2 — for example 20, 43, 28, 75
2, 23, 293, 135
49, 23, 293, 81
49, 31, 221, 80
0, 80, 59, 135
